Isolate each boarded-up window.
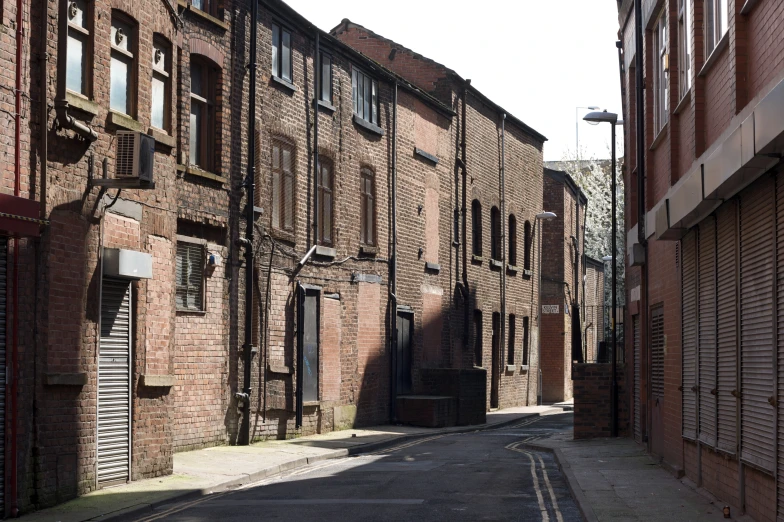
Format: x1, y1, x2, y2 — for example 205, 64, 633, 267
698, 218, 717, 447
524, 220, 532, 271
509, 215, 518, 267
472, 200, 482, 256
739, 177, 775, 472
360, 168, 376, 246
681, 229, 698, 440
716, 201, 737, 454
271, 139, 295, 232
508, 315, 516, 365
176, 241, 205, 311
491, 206, 501, 261
522, 316, 530, 366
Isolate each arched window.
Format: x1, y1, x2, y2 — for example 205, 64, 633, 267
490, 206, 501, 261
508, 215, 518, 266
471, 200, 482, 256
524, 220, 533, 271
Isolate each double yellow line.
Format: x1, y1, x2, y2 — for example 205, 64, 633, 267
505, 440, 564, 522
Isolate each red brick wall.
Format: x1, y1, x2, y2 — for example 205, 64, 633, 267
321, 297, 341, 403
573, 363, 629, 439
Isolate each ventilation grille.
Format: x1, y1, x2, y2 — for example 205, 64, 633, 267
116, 131, 137, 178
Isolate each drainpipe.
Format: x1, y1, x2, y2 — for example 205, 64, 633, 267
313, 32, 319, 248
54, 0, 97, 142
389, 83, 398, 421
461, 82, 470, 351
238, 0, 259, 446
500, 113, 506, 385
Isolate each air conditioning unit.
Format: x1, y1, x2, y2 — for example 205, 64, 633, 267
115, 131, 155, 187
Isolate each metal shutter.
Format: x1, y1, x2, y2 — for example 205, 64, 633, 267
716, 201, 738, 454
778, 173, 784, 517
0, 238, 6, 511
682, 229, 698, 440
698, 218, 717, 447
651, 307, 665, 400
739, 177, 775, 472
633, 314, 642, 444
98, 278, 132, 486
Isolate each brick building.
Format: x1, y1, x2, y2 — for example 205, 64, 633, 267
618, 0, 784, 519
0, 0, 546, 514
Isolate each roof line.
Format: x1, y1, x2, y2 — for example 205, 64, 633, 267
544, 168, 588, 204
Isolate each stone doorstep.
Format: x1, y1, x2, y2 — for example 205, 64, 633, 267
25, 407, 560, 522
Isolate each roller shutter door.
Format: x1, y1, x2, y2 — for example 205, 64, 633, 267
98, 278, 132, 486
0, 238, 6, 511
716, 201, 738, 454
739, 177, 775, 473
777, 172, 784, 517
633, 314, 641, 444
682, 229, 698, 440
698, 218, 717, 447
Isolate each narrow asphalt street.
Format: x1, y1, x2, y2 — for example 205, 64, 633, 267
129, 412, 581, 522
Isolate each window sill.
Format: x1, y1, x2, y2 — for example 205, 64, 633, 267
268, 364, 293, 375
471, 254, 484, 265
271, 75, 297, 94
318, 99, 336, 113
673, 88, 691, 116
414, 147, 439, 165
698, 32, 729, 78
149, 127, 176, 148
741, 0, 760, 14
649, 121, 669, 151
179, 164, 225, 183
271, 228, 297, 245
108, 110, 145, 133
360, 244, 379, 255
176, 308, 207, 315
303, 401, 320, 408
490, 259, 503, 270
315, 245, 336, 259
140, 374, 176, 387
180, 2, 228, 30
66, 91, 100, 116
506, 364, 516, 373
425, 261, 441, 273
353, 113, 385, 136
507, 264, 519, 275
523, 269, 533, 278
520, 365, 530, 372
44, 372, 87, 386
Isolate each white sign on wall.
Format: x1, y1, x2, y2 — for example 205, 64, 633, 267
542, 304, 560, 314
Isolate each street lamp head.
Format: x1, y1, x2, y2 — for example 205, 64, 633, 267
583, 110, 618, 124
602, 255, 613, 262
535, 211, 557, 221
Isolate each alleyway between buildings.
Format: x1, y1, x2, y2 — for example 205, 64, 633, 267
20, 407, 740, 522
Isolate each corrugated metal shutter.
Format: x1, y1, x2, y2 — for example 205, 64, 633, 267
98, 278, 132, 486
778, 173, 784, 517
651, 307, 664, 400
633, 314, 642, 444
682, 229, 698, 440
716, 201, 738, 454
699, 218, 717, 447
739, 177, 775, 472
0, 238, 6, 511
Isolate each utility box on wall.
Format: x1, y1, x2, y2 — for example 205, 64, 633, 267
103, 248, 153, 280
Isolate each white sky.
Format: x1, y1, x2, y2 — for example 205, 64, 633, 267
285, 0, 623, 161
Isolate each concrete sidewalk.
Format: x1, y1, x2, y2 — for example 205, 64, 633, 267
20, 405, 556, 522
529, 431, 752, 522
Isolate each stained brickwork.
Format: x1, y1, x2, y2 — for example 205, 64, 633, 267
573, 363, 628, 439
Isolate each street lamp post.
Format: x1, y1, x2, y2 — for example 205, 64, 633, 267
576, 106, 600, 159
584, 110, 620, 437
535, 211, 557, 406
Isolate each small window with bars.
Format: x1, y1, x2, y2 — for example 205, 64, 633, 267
176, 240, 206, 312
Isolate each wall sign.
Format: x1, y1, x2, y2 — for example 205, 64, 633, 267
542, 304, 560, 314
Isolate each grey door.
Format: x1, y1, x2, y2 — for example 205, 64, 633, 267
395, 311, 413, 396
301, 289, 319, 403
98, 278, 132, 487
0, 238, 6, 511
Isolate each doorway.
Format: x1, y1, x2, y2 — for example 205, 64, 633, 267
491, 312, 500, 409
395, 311, 413, 396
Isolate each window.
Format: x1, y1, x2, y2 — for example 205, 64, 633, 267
474, 310, 483, 367
654, 11, 669, 133
507, 315, 516, 365
472, 200, 483, 256
508, 215, 517, 266
151, 37, 171, 132
317, 158, 333, 245
360, 168, 376, 246
490, 207, 501, 261
191, 0, 217, 16
352, 67, 378, 125
110, 14, 136, 115
523, 220, 532, 271
522, 316, 530, 366
271, 139, 295, 233
678, 0, 692, 97
66, 0, 92, 97
176, 241, 205, 311
319, 52, 332, 104
271, 23, 292, 83
705, 0, 728, 57
190, 57, 218, 172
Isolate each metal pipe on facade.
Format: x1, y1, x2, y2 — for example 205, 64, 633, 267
313, 32, 319, 248
389, 82, 398, 421
239, 0, 259, 446
500, 113, 506, 385
611, 121, 618, 438
461, 81, 470, 350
